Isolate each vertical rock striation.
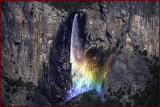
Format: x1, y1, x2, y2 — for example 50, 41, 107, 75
1, 1, 69, 106
79, 1, 159, 105
1, 1, 159, 106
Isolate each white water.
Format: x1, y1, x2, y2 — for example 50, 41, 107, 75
67, 14, 102, 101
70, 14, 83, 64
68, 14, 86, 100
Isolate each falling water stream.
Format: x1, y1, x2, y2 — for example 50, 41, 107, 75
66, 14, 107, 101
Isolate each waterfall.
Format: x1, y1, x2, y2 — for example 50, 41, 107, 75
70, 14, 83, 66
67, 14, 105, 101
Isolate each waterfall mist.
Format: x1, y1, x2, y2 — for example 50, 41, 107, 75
66, 14, 107, 101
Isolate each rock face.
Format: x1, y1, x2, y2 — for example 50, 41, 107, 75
82, 1, 159, 57
2, 0, 67, 87
1, 1, 159, 106
1, 1, 70, 106
80, 1, 159, 105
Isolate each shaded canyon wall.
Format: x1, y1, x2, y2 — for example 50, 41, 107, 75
1, 1, 159, 106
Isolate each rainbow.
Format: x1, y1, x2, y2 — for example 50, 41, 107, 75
66, 14, 109, 101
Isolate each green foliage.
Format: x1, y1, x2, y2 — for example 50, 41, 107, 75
78, 89, 123, 106
133, 82, 159, 106
145, 57, 150, 62
138, 89, 141, 92
11, 88, 18, 94
138, 50, 142, 54
77, 84, 160, 106
134, 45, 139, 51
1, 65, 4, 70
127, 88, 131, 94
113, 91, 117, 96
26, 93, 36, 102
12, 61, 16, 64
2, 74, 34, 91
30, 10, 34, 17
110, 92, 112, 96
117, 94, 122, 99
15, 70, 18, 74
43, 1, 95, 14
4, 85, 11, 93
102, 98, 123, 106
101, 78, 105, 88
132, 64, 159, 106
11, 53, 14, 57
118, 50, 122, 55
121, 91, 125, 95
1, 37, 5, 43
138, 49, 149, 57
104, 94, 107, 99
128, 96, 132, 100
108, 87, 111, 92
116, 39, 121, 48
79, 89, 102, 106
120, 45, 123, 49
126, 102, 131, 106
142, 50, 148, 56
14, 79, 25, 87
153, 55, 159, 62
25, 82, 34, 91
5, 94, 10, 99
149, 64, 159, 80
2, 75, 16, 87
112, 47, 116, 52
117, 87, 122, 95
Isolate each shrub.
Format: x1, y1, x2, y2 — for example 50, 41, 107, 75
126, 102, 131, 106
112, 47, 116, 52
142, 50, 148, 56
127, 89, 131, 94
79, 89, 102, 106
1, 37, 5, 43
5, 77, 15, 87
117, 94, 122, 100
134, 45, 139, 51
78, 89, 124, 106
138, 50, 142, 54
153, 55, 159, 62
108, 88, 111, 92
138, 89, 141, 92
5, 94, 10, 99
116, 39, 121, 48
120, 45, 123, 49
149, 64, 159, 80
44, 1, 95, 14
101, 78, 105, 88
2, 74, 34, 91
110, 92, 112, 96
103, 98, 123, 106
5, 85, 11, 93
118, 50, 122, 54
11, 54, 14, 57
15, 70, 18, 74
145, 57, 150, 62
113, 91, 117, 96
104, 94, 107, 98
26, 93, 36, 102
132, 64, 159, 106
14, 79, 25, 87
25, 82, 34, 91
121, 91, 125, 95
12, 88, 18, 94
128, 96, 132, 100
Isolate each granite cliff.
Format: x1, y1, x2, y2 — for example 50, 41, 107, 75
1, 1, 159, 106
